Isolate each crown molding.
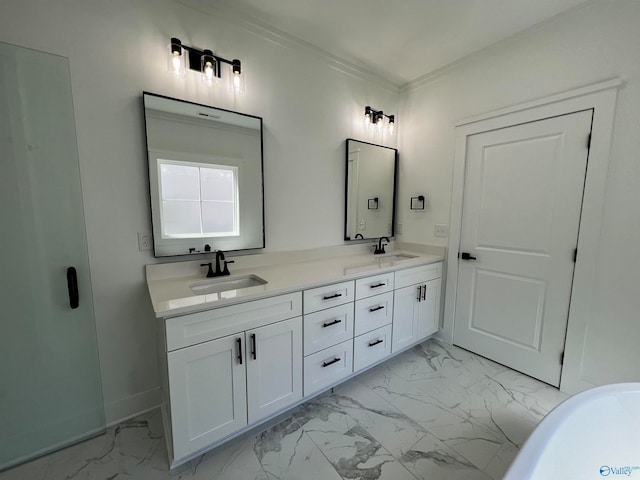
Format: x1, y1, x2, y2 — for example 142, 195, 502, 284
400, 0, 600, 94
177, 0, 401, 95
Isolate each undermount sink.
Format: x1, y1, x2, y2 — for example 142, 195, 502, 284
189, 275, 268, 295
377, 253, 418, 261
343, 253, 419, 274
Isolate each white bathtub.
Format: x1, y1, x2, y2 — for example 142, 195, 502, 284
505, 383, 640, 480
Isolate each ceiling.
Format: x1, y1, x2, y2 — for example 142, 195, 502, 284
206, 0, 593, 86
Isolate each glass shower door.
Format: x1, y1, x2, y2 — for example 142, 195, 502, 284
0, 42, 105, 471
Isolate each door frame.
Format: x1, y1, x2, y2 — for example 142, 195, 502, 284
442, 78, 622, 394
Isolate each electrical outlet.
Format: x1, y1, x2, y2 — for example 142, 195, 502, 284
434, 224, 449, 238
138, 232, 153, 251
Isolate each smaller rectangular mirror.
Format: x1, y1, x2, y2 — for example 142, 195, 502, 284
143, 93, 264, 257
344, 139, 397, 240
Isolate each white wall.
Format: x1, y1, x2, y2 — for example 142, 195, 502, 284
0, 0, 399, 422
398, 1, 640, 387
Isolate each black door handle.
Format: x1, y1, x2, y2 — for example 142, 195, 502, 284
67, 267, 79, 309
422, 285, 426, 301
369, 306, 384, 313
237, 337, 243, 364
460, 252, 477, 261
416, 285, 422, 302
251, 333, 257, 360
368, 339, 383, 347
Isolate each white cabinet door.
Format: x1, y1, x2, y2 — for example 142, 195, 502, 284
392, 284, 421, 352
246, 317, 303, 423
168, 333, 247, 461
417, 278, 441, 341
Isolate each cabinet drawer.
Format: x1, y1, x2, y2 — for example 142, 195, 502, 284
303, 280, 354, 314
303, 340, 353, 396
354, 325, 392, 373
166, 292, 302, 351
304, 303, 354, 356
394, 262, 442, 289
354, 291, 393, 336
355, 273, 394, 300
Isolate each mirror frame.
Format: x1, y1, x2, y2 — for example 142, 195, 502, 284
142, 92, 265, 257
344, 138, 398, 241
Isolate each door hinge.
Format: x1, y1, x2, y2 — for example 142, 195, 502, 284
587, 133, 592, 150
560, 351, 565, 365
573, 248, 578, 263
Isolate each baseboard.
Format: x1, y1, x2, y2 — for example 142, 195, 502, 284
104, 387, 161, 427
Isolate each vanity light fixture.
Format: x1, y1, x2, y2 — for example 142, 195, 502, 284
168, 37, 245, 93
364, 106, 396, 135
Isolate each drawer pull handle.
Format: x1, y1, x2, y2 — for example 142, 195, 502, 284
370, 283, 385, 289
322, 319, 342, 328
417, 286, 422, 302
368, 339, 384, 347
237, 337, 243, 365
322, 357, 341, 368
323, 293, 343, 300
422, 284, 427, 301
369, 305, 384, 313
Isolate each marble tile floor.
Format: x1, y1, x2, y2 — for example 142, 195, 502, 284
0, 340, 568, 480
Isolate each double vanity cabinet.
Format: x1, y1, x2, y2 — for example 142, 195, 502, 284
150, 255, 442, 467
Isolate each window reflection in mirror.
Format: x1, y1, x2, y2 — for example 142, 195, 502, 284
344, 139, 397, 241
143, 93, 264, 257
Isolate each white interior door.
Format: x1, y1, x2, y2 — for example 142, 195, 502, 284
454, 110, 592, 387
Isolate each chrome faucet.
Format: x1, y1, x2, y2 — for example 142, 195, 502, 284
374, 237, 390, 255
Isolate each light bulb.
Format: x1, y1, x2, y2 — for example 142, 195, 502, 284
205, 62, 214, 79
229, 60, 245, 94
172, 55, 182, 73
167, 37, 185, 77
201, 50, 217, 86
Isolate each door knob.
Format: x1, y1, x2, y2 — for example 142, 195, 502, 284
459, 252, 477, 261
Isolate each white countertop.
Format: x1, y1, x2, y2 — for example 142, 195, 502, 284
146, 247, 444, 318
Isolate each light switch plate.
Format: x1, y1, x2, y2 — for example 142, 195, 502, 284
434, 224, 449, 238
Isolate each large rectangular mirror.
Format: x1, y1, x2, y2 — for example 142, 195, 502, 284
344, 139, 397, 240
143, 93, 264, 257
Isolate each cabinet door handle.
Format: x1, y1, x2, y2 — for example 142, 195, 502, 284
67, 267, 79, 309
322, 318, 342, 328
370, 283, 385, 289
369, 305, 384, 313
251, 333, 257, 360
322, 357, 341, 368
323, 293, 342, 300
237, 337, 243, 365
416, 285, 422, 302
368, 339, 383, 347
422, 285, 426, 301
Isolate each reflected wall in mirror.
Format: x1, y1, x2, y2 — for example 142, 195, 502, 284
143, 93, 264, 257
344, 139, 397, 240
